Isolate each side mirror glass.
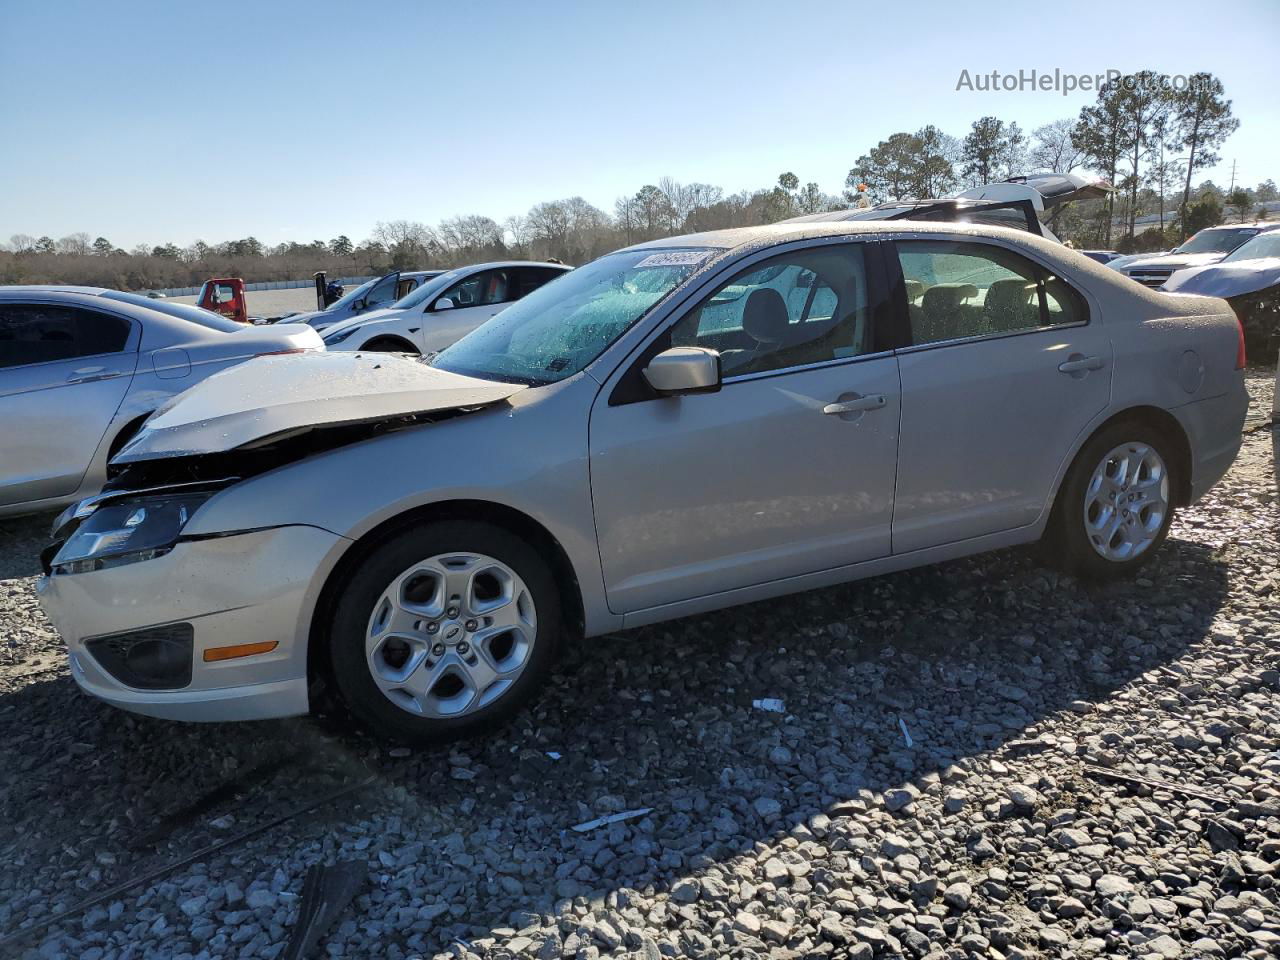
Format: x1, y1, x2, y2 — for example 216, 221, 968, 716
642, 346, 721, 396
434, 297, 455, 311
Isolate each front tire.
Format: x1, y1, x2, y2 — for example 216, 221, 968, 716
1045, 421, 1177, 580
328, 520, 561, 743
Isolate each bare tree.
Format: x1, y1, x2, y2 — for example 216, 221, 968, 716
1029, 119, 1084, 173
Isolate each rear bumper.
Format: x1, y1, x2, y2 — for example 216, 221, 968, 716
1171, 383, 1250, 502
37, 524, 346, 722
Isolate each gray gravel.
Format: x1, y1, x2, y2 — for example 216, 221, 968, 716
0, 371, 1276, 960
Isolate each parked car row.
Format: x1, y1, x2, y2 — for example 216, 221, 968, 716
0, 290, 323, 518
1112, 222, 1280, 357
33, 219, 1248, 743
0, 261, 570, 517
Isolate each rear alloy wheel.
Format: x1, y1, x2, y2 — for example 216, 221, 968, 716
329, 521, 560, 742
1081, 442, 1170, 562
1046, 422, 1177, 579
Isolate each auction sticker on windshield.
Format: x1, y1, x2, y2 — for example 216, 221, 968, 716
634, 251, 712, 269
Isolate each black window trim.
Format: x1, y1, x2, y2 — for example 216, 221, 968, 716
607, 237, 899, 405
884, 236, 1092, 355
0, 297, 140, 372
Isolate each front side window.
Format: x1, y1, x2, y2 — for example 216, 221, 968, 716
433, 248, 712, 385
897, 240, 1085, 346
441, 269, 512, 308
669, 244, 873, 378
0, 303, 131, 369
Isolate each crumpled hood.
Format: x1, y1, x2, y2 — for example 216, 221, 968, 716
1121, 252, 1223, 272
113, 351, 524, 464
1162, 257, 1280, 299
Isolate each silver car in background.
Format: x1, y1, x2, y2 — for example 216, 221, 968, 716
0, 287, 322, 518
37, 222, 1247, 743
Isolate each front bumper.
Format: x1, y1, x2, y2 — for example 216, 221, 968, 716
37, 525, 346, 722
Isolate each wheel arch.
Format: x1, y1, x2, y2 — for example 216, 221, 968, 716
359, 334, 419, 354
1051, 404, 1193, 523
306, 498, 585, 700
106, 411, 154, 461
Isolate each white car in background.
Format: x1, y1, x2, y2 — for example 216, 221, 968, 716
319, 261, 571, 354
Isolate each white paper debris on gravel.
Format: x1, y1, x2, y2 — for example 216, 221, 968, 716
752, 698, 786, 713
571, 808, 653, 833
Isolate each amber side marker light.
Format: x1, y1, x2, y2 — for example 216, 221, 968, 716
203, 641, 279, 662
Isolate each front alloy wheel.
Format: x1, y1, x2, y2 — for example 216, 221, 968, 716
366, 553, 537, 719
329, 520, 561, 742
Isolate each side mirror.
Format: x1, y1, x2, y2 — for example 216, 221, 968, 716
643, 346, 721, 396
434, 297, 455, 311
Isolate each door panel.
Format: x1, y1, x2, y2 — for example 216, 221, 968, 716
590, 358, 900, 612
0, 356, 136, 505
890, 239, 1111, 552
0, 301, 138, 505
418, 304, 494, 353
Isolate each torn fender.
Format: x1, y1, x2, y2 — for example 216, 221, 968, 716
112, 351, 524, 464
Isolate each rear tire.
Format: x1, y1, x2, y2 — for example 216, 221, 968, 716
328, 520, 561, 743
1044, 420, 1178, 580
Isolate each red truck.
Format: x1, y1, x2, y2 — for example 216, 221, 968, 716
196, 277, 252, 324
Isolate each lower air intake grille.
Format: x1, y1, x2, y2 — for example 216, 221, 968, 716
86, 623, 194, 690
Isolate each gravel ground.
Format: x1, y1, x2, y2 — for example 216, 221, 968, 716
0, 372, 1276, 960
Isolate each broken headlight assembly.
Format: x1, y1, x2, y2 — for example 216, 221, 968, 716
50, 492, 215, 574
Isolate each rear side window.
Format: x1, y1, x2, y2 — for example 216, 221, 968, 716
0, 303, 132, 369
511, 267, 565, 299
896, 240, 1086, 346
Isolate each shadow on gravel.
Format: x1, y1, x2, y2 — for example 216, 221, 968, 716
0, 513, 54, 581
0, 537, 1233, 955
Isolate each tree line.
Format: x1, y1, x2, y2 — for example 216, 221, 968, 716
3, 70, 1269, 290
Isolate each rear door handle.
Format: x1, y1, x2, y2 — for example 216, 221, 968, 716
66, 365, 108, 383
823, 394, 886, 416
1057, 355, 1104, 374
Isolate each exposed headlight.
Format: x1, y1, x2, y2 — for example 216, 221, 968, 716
323, 325, 360, 345
51, 492, 215, 574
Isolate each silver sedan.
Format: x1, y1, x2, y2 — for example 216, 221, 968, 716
0, 287, 322, 518
37, 222, 1248, 742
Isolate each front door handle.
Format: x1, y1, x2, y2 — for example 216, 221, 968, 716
823, 394, 886, 416
1057, 355, 1104, 374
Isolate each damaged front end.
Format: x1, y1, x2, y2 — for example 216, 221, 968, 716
44, 352, 526, 573
42, 412, 465, 575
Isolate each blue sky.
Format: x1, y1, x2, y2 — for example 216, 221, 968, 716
3, 0, 1278, 248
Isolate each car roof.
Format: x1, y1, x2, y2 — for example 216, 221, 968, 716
450, 260, 573, 271
1200, 222, 1280, 232
0, 284, 112, 296
619, 218, 1054, 254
